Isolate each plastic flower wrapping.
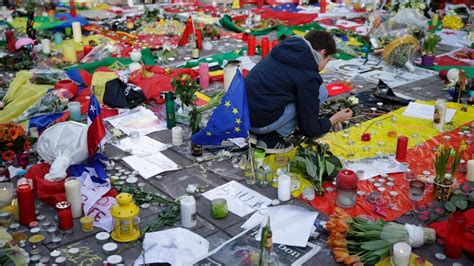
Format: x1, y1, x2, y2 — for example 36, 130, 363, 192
16, 88, 73, 122
0, 226, 29, 265
0, 123, 29, 161
326, 208, 435, 265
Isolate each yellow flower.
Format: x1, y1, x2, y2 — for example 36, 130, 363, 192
459, 141, 467, 151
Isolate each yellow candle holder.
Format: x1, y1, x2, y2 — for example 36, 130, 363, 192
80, 216, 94, 232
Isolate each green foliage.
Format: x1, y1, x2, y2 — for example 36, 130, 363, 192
171, 74, 202, 133
422, 33, 441, 55
290, 141, 342, 195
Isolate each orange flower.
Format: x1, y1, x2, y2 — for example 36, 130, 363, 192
344, 255, 360, 265
8, 128, 19, 141
6, 142, 14, 148
23, 140, 30, 152
2, 150, 15, 161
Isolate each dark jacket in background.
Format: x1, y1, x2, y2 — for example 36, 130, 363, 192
245, 36, 331, 138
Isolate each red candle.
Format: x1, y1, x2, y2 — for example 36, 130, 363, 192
56, 201, 74, 230
247, 35, 256, 56
16, 179, 36, 226
395, 136, 408, 162
196, 30, 203, 50
320, 0, 326, 13
83, 44, 93, 56
271, 39, 279, 49
70, 0, 76, 17
261, 37, 270, 57
445, 212, 467, 258
5, 31, 16, 53
242, 33, 248, 42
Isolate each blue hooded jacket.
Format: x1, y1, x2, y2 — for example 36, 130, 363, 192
245, 36, 331, 138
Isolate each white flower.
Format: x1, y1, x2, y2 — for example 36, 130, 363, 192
348, 96, 359, 106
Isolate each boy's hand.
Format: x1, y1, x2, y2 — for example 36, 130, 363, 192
329, 108, 353, 125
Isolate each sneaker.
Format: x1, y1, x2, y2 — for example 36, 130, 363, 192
256, 131, 294, 154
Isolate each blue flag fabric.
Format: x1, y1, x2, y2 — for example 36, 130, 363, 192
192, 70, 250, 145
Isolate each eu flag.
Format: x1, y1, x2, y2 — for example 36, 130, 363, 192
192, 70, 250, 145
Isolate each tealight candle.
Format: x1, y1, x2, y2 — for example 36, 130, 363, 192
392, 242, 411, 266
102, 242, 118, 255
180, 195, 197, 228
107, 254, 123, 265
96, 232, 110, 244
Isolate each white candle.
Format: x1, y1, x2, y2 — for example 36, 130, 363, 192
223, 61, 241, 91
41, 39, 51, 54
278, 174, 291, 202
0, 183, 13, 207
467, 160, 474, 182
392, 242, 411, 266
72, 21, 82, 43
65, 178, 82, 218
180, 195, 197, 228
172, 126, 183, 146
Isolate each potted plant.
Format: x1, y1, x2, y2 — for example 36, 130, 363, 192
433, 142, 466, 201
171, 74, 202, 156
421, 33, 441, 66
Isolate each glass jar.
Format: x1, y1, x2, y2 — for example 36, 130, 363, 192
211, 198, 228, 219
409, 180, 425, 201
445, 212, 467, 259
336, 170, 358, 208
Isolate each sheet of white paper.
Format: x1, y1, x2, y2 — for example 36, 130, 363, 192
113, 135, 168, 156
436, 29, 470, 47
134, 228, 209, 266
345, 157, 408, 180
229, 137, 248, 148
402, 102, 456, 122
122, 152, 179, 179
105, 106, 166, 135
241, 205, 318, 247
202, 181, 272, 217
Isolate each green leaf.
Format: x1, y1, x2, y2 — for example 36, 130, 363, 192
445, 201, 456, 212
454, 200, 468, 210
450, 194, 465, 203
360, 240, 392, 251
305, 158, 317, 178
325, 161, 335, 176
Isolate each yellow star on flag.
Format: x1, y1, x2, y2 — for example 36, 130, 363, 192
235, 118, 241, 125
232, 108, 239, 115
206, 131, 212, 136
224, 101, 231, 108
234, 127, 241, 133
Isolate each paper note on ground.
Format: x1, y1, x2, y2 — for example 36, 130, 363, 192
402, 102, 456, 122
242, 205, 318, 247
345, 157, 408, 180
113, 135, 168, 156
202, 181, 272, 217
105, 106, 166, 135
134, 228, 209, 266
122, 152, 179, 179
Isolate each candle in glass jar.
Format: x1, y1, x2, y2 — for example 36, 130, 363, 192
16, 178, 36, 226
445, 212, 467, 259
41, 39, 51, 54
247, 35, 256, 56
65, 177, 82, 218
72, 21, 82, 43
172, 126, 183, 146
277, 174, 291, 202
261, 37, 270, 57
392, 242, 411, 266
395, 136, 408, 162
63, 44, 77, 63
467, 160, 474, 181
180, 195, 197, 228
56, 201, 74, 230
336, 169, 358, 208
409, 180, 425, 201
0, 183, 13, 208
199, 63, 209, 89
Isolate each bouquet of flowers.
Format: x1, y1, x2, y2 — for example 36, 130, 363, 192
0, 227, 29, 265
16, 89, 72, 122
0, 123, 30, 162
327, 208, 436, 265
